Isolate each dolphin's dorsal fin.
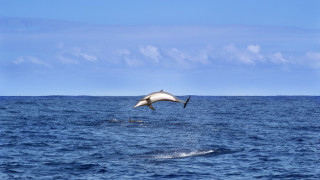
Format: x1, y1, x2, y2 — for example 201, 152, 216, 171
160, 89, 163, 92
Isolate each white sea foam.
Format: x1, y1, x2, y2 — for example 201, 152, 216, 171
154, 150, 214, 159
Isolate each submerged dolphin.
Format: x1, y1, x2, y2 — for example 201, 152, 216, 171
133, 90, 191, 110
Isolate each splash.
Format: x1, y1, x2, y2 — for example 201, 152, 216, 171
154, 150, 214, 159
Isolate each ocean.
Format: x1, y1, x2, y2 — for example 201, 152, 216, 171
1, 96, 319, 179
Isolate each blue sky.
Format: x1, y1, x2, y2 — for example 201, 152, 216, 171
0, 0, 320, 95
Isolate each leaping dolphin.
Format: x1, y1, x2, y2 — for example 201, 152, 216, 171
133, 90, 191, 110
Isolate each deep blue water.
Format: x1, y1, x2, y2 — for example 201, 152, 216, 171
1, 96, 320, 179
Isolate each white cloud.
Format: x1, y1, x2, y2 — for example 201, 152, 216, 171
223, 44, 264, 64
124, 57, 143, 67
139, 45, 161, 63
247, 44, 263, 61
167, 48, 191, 68
13, 56, 25, 65
166, 48, 212, 68
72, 47, 97, 62
117, 48, 143, 67
57, 53, 79, 64
118, 47, 210, 68
28, 56, 48, 66
270, 52, 287, 64
193, 51, 210, 65
81, 53, 97, 62
13, 56, 51, 67
117, 49, 131, 56
224, 44, 255, 64
247, 45, 260, 54
56, 43, 98, 64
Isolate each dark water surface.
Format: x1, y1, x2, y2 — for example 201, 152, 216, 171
1, 96, 320, 179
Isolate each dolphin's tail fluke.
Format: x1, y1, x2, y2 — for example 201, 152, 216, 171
184, 96, 191, 108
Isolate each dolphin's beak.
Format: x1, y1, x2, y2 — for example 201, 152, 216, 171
133, 100, 146, 108
133, 104, 139, 108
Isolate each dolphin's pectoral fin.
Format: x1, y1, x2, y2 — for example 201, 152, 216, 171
148, 104, 155, 110
146, 97, 155, 110
146, 97, 151, 104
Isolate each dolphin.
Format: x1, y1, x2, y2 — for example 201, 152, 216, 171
133, 90, 191, 110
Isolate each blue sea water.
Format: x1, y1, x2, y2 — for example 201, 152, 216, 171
0, 96, 319, 179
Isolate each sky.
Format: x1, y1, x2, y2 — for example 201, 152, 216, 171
0, 0, 320, 96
